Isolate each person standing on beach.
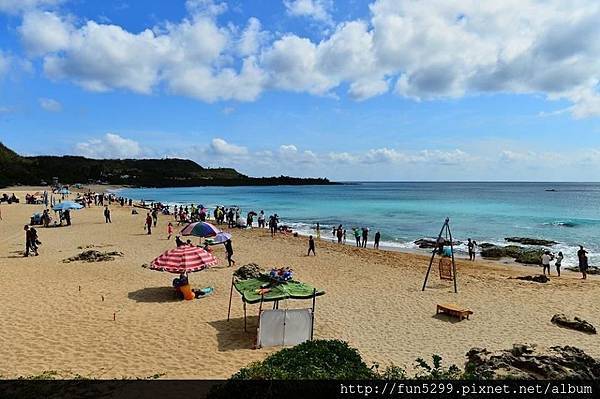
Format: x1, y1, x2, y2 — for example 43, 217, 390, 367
224, 239, 235, 267
308, 235, 316, 256
578, 245, 588, 280
555, 251, 563, 276
374, 231, 381, 249
64, 209, 71, 226
467, 238, 476, 261
336, 225, 343, 244
315, 222, 320, 239
354, 228, 361, 247
258, 210, 265, 228
361, 227, 369, 248
167, 222, 173, 240
146, 213, 153, 235
541, 251, 552, 275
24, 225, 32, 257
104, 206, 111, 223
343, 229, 347, 244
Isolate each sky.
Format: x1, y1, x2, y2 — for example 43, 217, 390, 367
1, 0, 600, 181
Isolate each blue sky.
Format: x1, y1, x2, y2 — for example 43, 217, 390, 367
1, 0, 600, 181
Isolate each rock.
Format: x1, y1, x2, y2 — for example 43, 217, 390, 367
233, 263, 263, 280
505, 237, 558, 246
514, 275, 550, 283
551, 314, 597, 334
479, 243, 496, 249
465, 344, 600, 379
514, 248, 545, 264
480, 245, 523, 259
565, 266, 600, 275
63, 250, 123, 263
414, 238, 461, 249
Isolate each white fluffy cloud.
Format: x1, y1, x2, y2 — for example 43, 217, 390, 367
13, 0, 600, 117
38, 97, 62, 112
0, 0, 61, 14
208, 138, 248, 156
75, 133, 143, 159
283, 0, 333, 24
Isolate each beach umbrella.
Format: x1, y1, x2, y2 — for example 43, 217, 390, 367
205, 232, 232, 245
52, 201, 83, 211
180, 221, 220, 238
148, 245, 218, 273
58, 188, 70, 195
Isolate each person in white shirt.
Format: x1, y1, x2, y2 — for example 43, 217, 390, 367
541, 251, 552, 275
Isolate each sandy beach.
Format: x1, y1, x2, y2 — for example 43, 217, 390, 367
0, 187, 599, 379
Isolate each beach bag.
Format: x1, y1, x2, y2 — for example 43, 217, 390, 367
180, 284, 195, 300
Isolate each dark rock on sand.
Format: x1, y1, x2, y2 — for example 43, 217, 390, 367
63, 250, 123, 263
514, 275, 549, 283
565, 266, 600, 275
551, 314, 597, 334
234, 263, 263, 280
414, 238, 461, 249
465, 344, 600, 379
505, 237, 558, 246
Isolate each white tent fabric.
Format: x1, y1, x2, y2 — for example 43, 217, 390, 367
257, 309, 313, 348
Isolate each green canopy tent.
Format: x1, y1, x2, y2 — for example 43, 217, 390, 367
227, 275, 325, 334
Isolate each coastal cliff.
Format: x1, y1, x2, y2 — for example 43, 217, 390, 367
0, 142, 333, 188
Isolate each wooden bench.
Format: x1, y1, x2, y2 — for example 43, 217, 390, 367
436, 303, 473, 320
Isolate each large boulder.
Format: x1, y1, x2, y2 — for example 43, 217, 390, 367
465, 344, 600, 379
551, 314, 597, 334
505, 237, 558, 246
480, 245, 523, 259
414, 238, 461, 249
514, 248, 545, 264
565, 266, 600, 275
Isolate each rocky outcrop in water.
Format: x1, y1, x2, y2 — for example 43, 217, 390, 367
551, 314, 597, 334
480, 245, 544, 264
505, 237, 558, 246
565, 266, 600, 275
465, 344, 600, 379
414, 238, 461, 249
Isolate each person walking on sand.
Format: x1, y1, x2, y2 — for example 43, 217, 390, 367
167, 222, 173, 240
374, 231, 381, 249
307, 235, 316, 256
104, 206, 111, 223
541, 251, 552, 276
555, 251, 563, 276
24, 225, 32, 257
152, 208, 158, 228
578, 245, 588, 280
224, 239, 235, 267
146, 213, 153, 235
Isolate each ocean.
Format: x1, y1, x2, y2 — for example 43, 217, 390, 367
115, 182, 600, 267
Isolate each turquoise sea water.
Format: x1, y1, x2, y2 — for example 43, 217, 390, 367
116, 182, 600, 267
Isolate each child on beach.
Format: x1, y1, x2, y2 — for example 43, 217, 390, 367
167, 222, 173, 240
308, 235, 316, 256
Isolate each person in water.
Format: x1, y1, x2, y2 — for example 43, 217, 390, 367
555, 251, 563, 276
307, 235, 316, 256
578, 245, 588, 280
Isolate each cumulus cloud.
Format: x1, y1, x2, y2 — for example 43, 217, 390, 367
75, 133, 143, 159
0, 0, 61, 14
208, 138, 248, 156
13, 0, 600, 116
283, 0, 333, 24
38, 97, 62, 112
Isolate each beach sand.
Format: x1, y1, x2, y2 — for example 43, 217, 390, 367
0, 188, 599, 379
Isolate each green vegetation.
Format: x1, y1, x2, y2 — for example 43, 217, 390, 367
0, 142, 333, 188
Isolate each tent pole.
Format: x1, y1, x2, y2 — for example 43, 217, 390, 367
422, 218, 448, 291
258, 294, 264, 315
447, 219, 458, 293
311, 288, 317, 340
243, 301, 247, 332
227, 276, 234, 321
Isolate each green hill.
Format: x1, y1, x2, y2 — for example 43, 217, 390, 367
0, 143, 332, 187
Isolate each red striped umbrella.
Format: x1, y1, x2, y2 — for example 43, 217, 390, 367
149, 245, 218, 273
